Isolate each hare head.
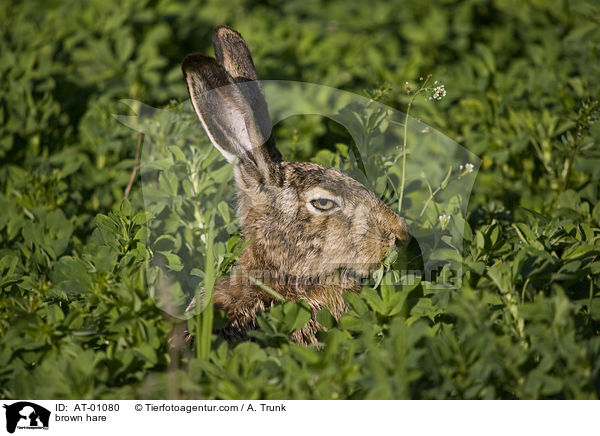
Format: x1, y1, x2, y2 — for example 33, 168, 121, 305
182, 26, 410, 343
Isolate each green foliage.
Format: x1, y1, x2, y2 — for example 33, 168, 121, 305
1, 0, 600, 399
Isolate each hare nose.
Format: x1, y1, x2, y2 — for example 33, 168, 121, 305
387, 232, 409, 250
385, 222, 410, 249
373, 202, 410, 247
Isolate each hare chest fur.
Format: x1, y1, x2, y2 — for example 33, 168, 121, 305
183, 25, 409, 344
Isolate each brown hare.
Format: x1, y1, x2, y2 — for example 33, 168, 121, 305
182, 25, 410, 344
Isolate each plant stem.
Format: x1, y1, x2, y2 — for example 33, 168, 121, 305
398, 101, 411, 213
246, 275, 285, 301
124, 133, 144, 199
398, 75, 431, 213
419, 185, 441, 217
561, 140, 581, 192
197, 213, 216, 359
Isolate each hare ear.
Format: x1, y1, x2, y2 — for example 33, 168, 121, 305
182, 54, 279, 184
212, 26, 281, 163
212, 25, 259, 82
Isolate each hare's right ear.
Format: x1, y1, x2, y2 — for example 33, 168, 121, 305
182, 54, 279, 185
212, 25, 259, 82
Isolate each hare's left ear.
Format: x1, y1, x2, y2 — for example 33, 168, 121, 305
182, 54, 270, 171
182, 26, 282, 186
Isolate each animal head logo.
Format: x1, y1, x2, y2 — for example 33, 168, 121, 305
3, 402, 50, 434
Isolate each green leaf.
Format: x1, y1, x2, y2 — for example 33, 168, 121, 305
344, 292, 369, 316
283, 300, 312, 332
590, 298, 600, 321
162, 252, 183, 271
290, 344, 321, 364
561, 244, 598, 260
316, 308, 336, 329
168, 145, 187, 162
133, 343, 158, 365
362, 288, 386, 314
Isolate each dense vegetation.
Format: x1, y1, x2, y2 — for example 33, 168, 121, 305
1, 0, 599, 399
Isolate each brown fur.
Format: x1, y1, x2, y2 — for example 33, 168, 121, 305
183, 26, 410, 344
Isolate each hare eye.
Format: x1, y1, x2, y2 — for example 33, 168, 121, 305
304, 189, 343, 215
310, 198, 338, 212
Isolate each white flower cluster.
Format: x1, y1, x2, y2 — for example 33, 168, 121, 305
459, 162, 474, 174
438, 214, 451, 230
432, 84, 446, 100
425, 81, 446, 101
